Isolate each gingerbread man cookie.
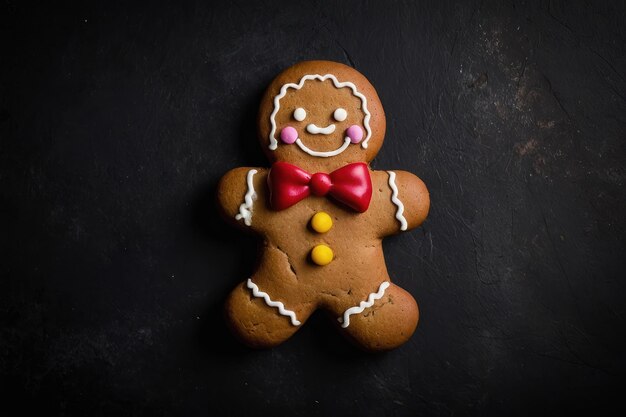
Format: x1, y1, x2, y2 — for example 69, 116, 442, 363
218, 61, 429, 351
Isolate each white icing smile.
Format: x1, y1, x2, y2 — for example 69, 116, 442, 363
295, 137, 351, 158
306, 123, 336, 135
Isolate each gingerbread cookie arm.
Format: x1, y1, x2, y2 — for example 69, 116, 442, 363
387, 170, 430, 231
370, 170, 429, 237
217, 167, 269, 231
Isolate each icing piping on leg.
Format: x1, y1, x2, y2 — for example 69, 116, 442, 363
337, 281, 390, 328
235, 169, 258, 226
246, 278, 301, 326
387, 171, 408, 231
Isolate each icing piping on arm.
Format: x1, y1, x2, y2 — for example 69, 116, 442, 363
246, 278, 301, 326
337, 281, 390, 328
269, 74, 373, 150
387, 171, 408, 231
235, 169, 258, 226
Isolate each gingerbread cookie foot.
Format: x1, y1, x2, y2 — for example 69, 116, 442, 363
337, 283, 419, 351
224, 280, 311, 348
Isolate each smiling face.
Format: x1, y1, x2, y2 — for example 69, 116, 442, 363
273, 78, 366, 157
258, 61, 386, 171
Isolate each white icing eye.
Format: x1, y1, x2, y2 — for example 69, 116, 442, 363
293, 107, 306, 121
333, 108, 347, 122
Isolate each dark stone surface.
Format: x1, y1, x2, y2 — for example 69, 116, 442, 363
1, 0, 624, 415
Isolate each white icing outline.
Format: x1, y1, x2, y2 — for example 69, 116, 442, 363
387, 171, 408, 231
294, 137, 351, 158
235, 169, 257, 226
337, 281, 390, 328
268, 73, 372, 152
306, 123, 336, 135
246, 278, 301, 326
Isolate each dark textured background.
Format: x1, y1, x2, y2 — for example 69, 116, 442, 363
1, 0, 625, 415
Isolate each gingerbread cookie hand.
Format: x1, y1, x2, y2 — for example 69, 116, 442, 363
369, 170, 430, 238
219, 60, 430, 351
217, 167, 270, 231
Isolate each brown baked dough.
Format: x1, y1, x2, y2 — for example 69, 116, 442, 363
217, 61, 429, 351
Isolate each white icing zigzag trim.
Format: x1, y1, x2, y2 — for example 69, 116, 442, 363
246, 278, 301, 326
337, 281, 390, 328
387, 171, 408, 231
235, 169, 257, 226
269, 73, 372, 151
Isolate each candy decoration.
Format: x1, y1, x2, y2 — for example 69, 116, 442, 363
267, 161, 372, 212
346, 125, 364, 144
311, 244, 334, 266
311, 212, 333, 233
280, 126, 298, 144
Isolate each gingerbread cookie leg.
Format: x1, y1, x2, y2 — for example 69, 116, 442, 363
224, 279, 310, 348
331, 282, 419, 351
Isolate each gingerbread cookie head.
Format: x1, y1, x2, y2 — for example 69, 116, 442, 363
257, 61, 386, 170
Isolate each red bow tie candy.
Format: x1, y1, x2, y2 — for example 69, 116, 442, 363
267, 162, 372, 212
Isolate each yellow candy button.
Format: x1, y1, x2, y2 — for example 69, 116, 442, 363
311, 244, 334, 266
311, 212, 333, 233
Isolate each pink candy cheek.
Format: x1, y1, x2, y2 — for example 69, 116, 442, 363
346, 125, 364, 144
280, 126, 298, 144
